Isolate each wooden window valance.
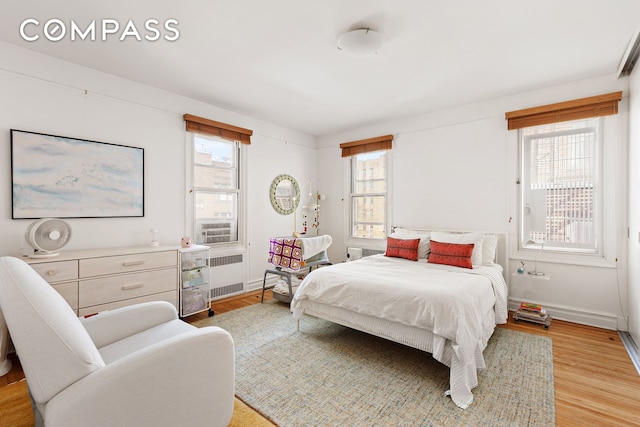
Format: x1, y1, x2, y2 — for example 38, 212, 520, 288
183, 114, 253, 144
340, 134, 393, 158
505, 91, 623, 130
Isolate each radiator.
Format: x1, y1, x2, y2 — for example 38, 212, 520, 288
208, 254, 245, 299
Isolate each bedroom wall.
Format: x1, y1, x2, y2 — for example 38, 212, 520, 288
317, 74, 630, 331
0, 41, 316, 290
627, 67, 640, 344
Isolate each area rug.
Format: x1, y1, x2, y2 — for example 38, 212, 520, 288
194, 300, 555, 427
0, 379, 275, 427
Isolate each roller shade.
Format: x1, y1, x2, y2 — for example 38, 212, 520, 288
505, 91, 622, 131
183, 114, 253, 144
340, 134, 393, 157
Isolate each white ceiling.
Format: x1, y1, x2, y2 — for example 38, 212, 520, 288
1, 0, 639, 136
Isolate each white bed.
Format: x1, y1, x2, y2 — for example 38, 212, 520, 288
290, 230, 508, 409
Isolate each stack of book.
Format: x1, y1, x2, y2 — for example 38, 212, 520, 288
515, 302, 547, 320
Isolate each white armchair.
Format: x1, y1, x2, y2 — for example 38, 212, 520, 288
0, 256, 235, 427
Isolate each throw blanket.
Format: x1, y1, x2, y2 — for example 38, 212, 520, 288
268, 238, 303, 270
300, 235, 332, 259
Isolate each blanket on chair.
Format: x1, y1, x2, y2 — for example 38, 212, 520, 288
268, 238, 303, 270
300, 235, 332, 259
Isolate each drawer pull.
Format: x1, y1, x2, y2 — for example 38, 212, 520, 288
47, 270, 57, 276
122, 283, 145, 291
122, 260, 145, 267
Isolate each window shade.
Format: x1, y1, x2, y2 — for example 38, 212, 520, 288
505, 91, 622, 130
340, 134, 393, 158
183, 114, 253, 144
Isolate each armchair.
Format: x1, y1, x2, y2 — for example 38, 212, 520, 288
0, 256, 235, 427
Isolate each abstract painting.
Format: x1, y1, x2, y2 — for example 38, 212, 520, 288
11, 130, 144, 218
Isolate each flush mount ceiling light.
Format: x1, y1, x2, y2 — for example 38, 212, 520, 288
337, 28, 383, 56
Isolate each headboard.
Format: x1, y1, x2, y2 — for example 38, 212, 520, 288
390, 227, 509, 280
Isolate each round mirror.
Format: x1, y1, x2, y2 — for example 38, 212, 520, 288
270, 174, 300, 215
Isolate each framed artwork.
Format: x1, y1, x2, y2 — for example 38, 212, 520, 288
10, 129, 144, 219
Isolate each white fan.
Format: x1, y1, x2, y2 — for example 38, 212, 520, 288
25, 219, 73, 258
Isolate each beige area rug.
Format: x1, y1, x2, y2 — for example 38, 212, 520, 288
195, 300, 555, 427
0, 378, 274, 427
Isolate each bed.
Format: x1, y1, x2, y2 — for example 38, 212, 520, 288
290, 229, 508, 409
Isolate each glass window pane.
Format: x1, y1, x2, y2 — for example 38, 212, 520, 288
194, 136, 234, 167
194, 165, 236, 189
520, 118, 600, 252
353, 152, 386, 194
352, 195, 385, 238
194, 192, 238, 243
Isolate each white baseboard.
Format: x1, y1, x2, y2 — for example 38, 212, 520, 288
247, 277, 264, 291
508, 298, 619, 331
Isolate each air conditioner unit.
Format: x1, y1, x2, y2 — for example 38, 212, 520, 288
346, 247, 362, 261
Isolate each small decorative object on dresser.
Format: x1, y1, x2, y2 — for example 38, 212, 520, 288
514, 302, 552, 329
181, 236, 192, 248
150, 228, 160, 246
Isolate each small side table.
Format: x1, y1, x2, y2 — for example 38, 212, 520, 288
513, 310, 552, 329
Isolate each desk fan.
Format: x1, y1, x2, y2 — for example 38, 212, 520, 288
25, 218, 72, 258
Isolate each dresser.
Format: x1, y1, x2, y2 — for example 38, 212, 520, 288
25, 246, 179, 316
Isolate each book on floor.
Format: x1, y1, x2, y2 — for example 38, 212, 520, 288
517, 302, 546, 317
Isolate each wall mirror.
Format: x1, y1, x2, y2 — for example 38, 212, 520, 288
270, 174, 300, 215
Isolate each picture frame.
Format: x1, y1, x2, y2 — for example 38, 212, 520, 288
10, 129, 144, 219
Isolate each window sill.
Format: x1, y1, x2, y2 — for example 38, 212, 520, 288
511, 249, 616, 269
512, 272, 551, 280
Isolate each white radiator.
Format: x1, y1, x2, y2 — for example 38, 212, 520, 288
209, 254, 245, 299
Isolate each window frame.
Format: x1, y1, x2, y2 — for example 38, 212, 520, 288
518, 118, 604, 255
186, 132, 246, 250
512, 115, 621, 268
345, 149, 391, 245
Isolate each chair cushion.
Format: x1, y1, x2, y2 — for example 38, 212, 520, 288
98, 319, 196, 364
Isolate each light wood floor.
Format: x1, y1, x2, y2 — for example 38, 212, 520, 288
2, 290, 639, 426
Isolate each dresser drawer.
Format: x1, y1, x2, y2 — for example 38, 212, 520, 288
52, 281, 79, 310
79, 251, 177, 278
78, 290, 177, 317
79, 267, 177, 308
30, 260, 79, 283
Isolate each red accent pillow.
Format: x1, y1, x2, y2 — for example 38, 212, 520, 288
428, 240, 475, 269
385, 237, 420, 261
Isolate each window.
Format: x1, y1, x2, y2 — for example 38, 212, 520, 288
349, 150, 388, 239
184, 114, 251, 248
191, 134, 240, 245
519, 118, 602, 253
506, 92, 622, 260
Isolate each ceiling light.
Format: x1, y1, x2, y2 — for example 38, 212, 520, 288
337, 28, 383, 57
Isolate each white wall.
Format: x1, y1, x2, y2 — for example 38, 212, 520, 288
1, 41, 635, 331
0, 41, 316, 290
627, 68, 640, 343
317, 74, 630, 330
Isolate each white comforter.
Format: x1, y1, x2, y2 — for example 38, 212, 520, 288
290, 255, 508, 408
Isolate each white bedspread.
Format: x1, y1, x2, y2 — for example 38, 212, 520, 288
290, 254, 508, 408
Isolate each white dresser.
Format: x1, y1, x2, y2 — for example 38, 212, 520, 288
25, 246, 179, 316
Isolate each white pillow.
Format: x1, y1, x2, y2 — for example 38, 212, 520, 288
390, 229, 431, 259
430, 231, 484, 267
482, 234, 498, 265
